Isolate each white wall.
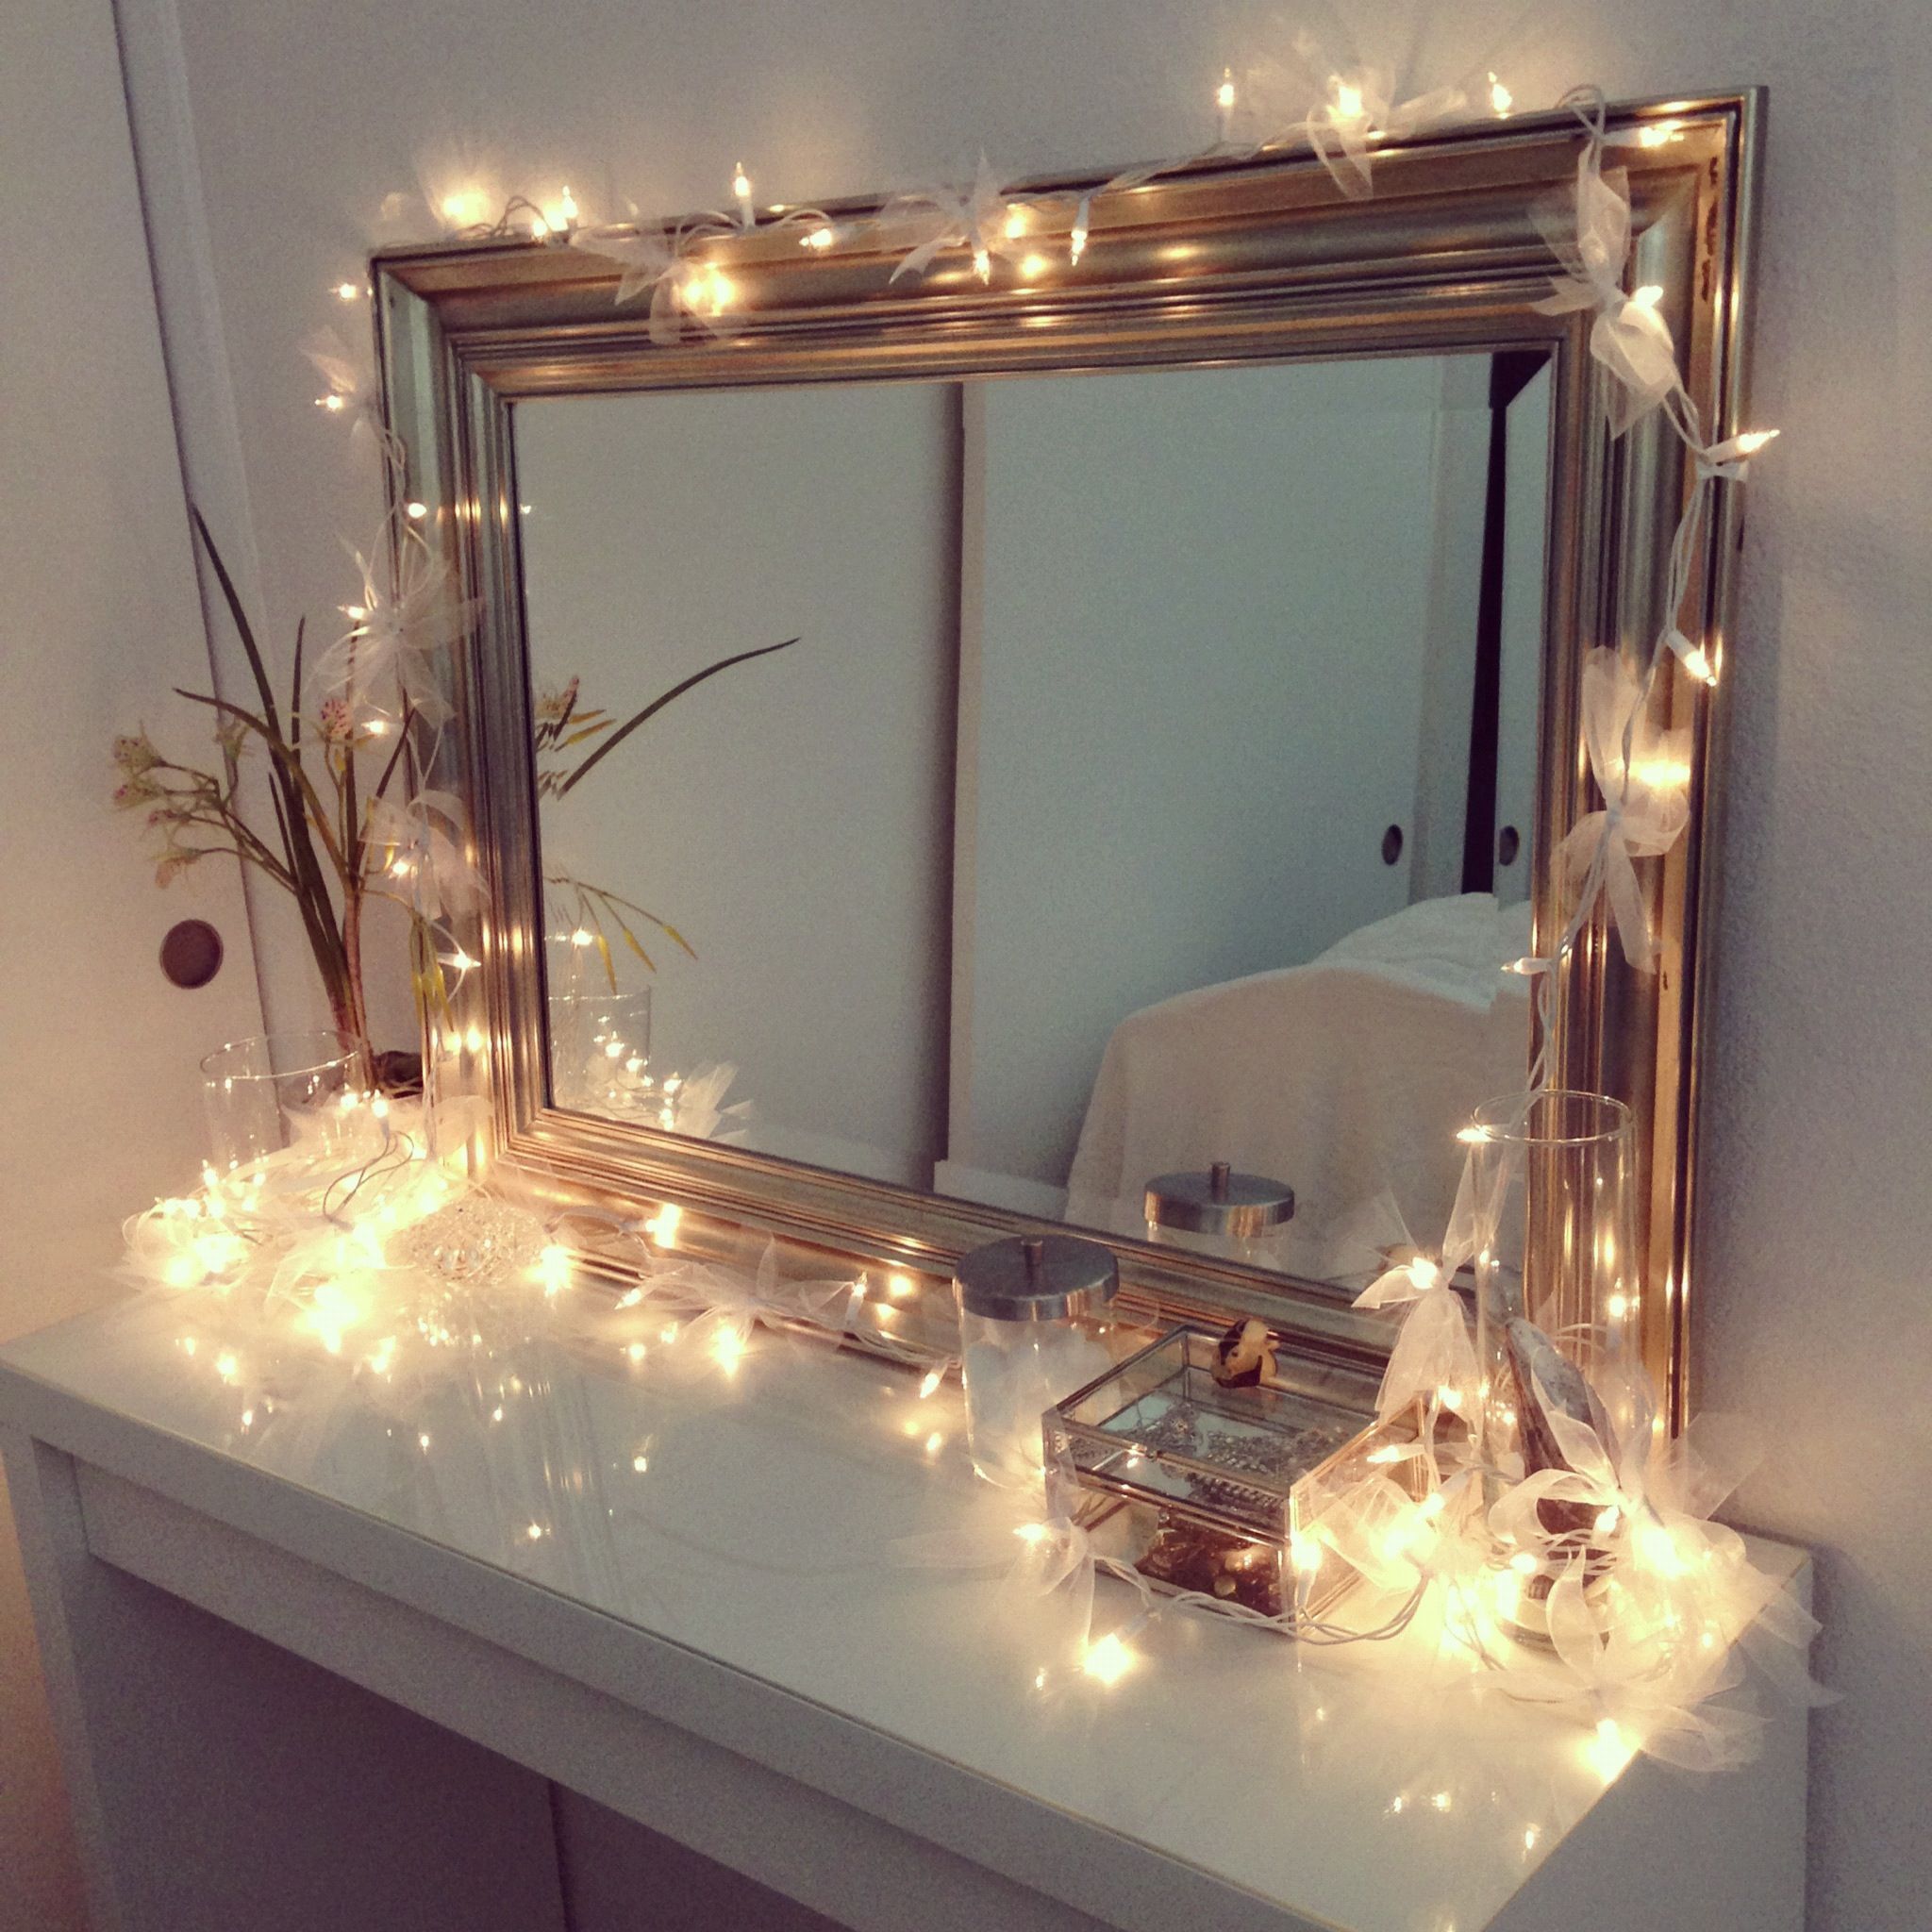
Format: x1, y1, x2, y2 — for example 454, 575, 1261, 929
517, 385, 958, 1179
107, 0, 1932, 1924
0, 0, 266, 1923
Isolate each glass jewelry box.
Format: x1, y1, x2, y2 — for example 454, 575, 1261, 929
1045, 1324, 1424, 1628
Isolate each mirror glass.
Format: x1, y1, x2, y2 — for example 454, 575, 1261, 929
515, 349, 1553, 1291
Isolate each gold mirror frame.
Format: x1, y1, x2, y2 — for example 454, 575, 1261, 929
375, 91, 1762, 1429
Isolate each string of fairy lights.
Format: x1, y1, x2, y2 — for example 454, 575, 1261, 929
130, 63, 1821, 1767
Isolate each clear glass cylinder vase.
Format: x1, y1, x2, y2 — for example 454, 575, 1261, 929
547, 986, 654, 1117
1464, 1089, 1638, 1474
200, 1030, 375, 1194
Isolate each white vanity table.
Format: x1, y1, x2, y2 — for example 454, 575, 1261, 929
2, 1290, 1806, 1932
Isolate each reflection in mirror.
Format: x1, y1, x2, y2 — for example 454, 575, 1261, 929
515, 349, 1552, 1293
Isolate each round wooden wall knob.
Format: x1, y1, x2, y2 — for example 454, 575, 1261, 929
159, 919, 225, 989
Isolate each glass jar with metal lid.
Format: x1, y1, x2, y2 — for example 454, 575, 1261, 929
954, 1234, 1119, 1486
1143, 1161, 1294, 1262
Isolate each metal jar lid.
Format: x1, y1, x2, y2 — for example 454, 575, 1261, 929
1143, 1162, 1295, 1238
953, 1234, 1119, 1323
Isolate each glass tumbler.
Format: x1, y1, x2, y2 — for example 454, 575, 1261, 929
548, 986, 654, 1116
200, 1030, 374, 1192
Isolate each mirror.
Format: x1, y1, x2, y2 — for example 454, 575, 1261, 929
378, 91, 1761, 1422
516, 348, 1555, 1291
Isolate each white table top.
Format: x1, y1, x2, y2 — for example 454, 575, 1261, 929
0, 1288, 1800, 1932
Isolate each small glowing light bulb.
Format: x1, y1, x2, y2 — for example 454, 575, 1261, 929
1488, 73, 1513, 116
732, 163, 752, 203
418, 1432, 431, 1450
1733, 428, 1779, 456
1407, 1257, 1441, 1291
1637, 122, 1678, 148
713, 1327, 747, 1374
918, 1368, 944, 1399
632, 1453, 649, 1472
1069, 216, 1089, 265
570, 927, 593, 947
707, 269, 737, 311
1456, 1124, 1491, 1144
526, 1522, 544, 1541
802, 225, 836, 250
529, 215, 550, 241
1004, 205, 1027, 241
972, 244, 991, 284
558, 184, 577, 226
334, 281, 362, 302
1216, 70, 1237, 113
887, 1273, 915, 1300
317, 393, 346, 412
1680, 643, 1718, 686
1019, 253, 1049, 279
1630, 283, 1665, 309
1334, 79, 1365, 120
1082, 1632, 1134, 1685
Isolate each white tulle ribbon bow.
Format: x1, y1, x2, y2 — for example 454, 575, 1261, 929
1305, 70, 1465, 200
1483, 1363, 1829, 1769
569, 223, 741, 345
879, 155, 1024, 284
1557, 648, 1692, 971
1356, 1257, 1481, 1425
313, 537, 475, 727
301, 325, 395, 453
1531, 100, 1680, 435
363, 788, 485, 921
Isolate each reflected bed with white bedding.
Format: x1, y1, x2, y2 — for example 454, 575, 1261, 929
1063, 894, 1532, 1283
